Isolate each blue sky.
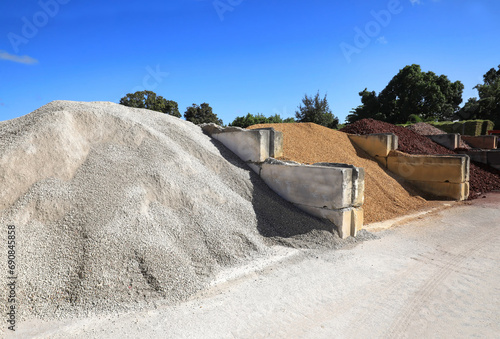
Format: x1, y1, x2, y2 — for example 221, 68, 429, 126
1, 0, 499, 124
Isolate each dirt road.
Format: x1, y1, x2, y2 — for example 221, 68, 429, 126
11, 193, 500, 338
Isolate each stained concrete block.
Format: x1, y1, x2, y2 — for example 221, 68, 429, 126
374, 155, 388, 168
296, 205, 363, 239
426, 134, 459, 150
462, 135, 498, 149
487, 150, 500, 167
463, 151, 488, 164
260, 159, 356, 210
213, 129, 271, 162
409, 181, 469, 201
348, 133, 398, 158
386, 151, 470, 183
253, 128, 284, 158
313, 163, 365, 207
246, 163, 262, 175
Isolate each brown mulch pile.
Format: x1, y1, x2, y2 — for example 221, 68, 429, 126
341, 119, 500, 198
248, 123, 431, 224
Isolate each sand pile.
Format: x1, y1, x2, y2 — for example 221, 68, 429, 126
341, 119, 500, 198
0, 101, 351, 321
248, 123, 430, 224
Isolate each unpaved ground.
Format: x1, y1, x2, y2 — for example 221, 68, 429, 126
9, 193, 500, 338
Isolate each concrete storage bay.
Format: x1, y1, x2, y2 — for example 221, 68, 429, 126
348, 133, 470, 201
201, 124, 364, 238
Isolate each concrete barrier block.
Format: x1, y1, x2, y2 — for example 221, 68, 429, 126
351, 207, 364, 236
260, 159, 354, 210
213, 129, 270, 162
464, 151, 488, 164
296, 205, 362, 239
313, 163, 365, 207
408, 181, 469, 201
348, 133, 398, 157
462, 135, 498, 149
487, 150, 500, 166
374, 155, 388, 168
386, 151, 469, 183
427, 134, 459, 150
253, 128, 284, 158
246, 163, 261, 175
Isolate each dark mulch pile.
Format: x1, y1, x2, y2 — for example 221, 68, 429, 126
341, 119, 500, 199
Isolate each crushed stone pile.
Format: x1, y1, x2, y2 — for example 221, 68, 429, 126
406, 122, 446, 135
341, 119, 500, 198
248, 123, 430, 224
0, 101, 360, 321
406, 122, 470, 149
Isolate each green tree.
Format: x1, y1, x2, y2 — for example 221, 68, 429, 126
349, 65, 464, 124
119, 90, 181, 117
184, 103, 223, 125
295, 91, 339, 128
229, 113, 295, 128
475, 65, 500, 128
347, 89, 384, 123
456, 65, 500, 128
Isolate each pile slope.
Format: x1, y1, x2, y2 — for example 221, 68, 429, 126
0, 101, 349, 322
248, 123, 430, 224
341, 119, 500, 198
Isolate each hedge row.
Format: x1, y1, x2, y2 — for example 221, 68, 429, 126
428, 120, 495, 136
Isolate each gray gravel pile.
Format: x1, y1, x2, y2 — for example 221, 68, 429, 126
406, 122, 446, 135
0, 101, 360, 321
406, 122, 471, 149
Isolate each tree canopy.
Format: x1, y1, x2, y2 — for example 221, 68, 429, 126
347, 64, 464, 124
458, 65, 500, 128
119, 90, 181, 117
229, 113, 294, 128
295, 92, 339, 129
184, 103, 223, 125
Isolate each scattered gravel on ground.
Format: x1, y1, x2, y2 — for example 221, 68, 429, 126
248, 123, 431, 224
341, 119, 500, 198
0, 101, 365, 322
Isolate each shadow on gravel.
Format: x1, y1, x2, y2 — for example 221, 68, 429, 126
207, 139, 377, 248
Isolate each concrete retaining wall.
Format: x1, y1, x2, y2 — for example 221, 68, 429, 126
348, 133, 398, 157
201, 124, 365, 238
260, 159, 365, 239
459, 150, 500, 171
386, 151, 470, 200
426, 134, 460, 150
348, 133, 470, 201
462, 136, 498, 150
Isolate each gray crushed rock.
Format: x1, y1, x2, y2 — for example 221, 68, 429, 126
0, 101, 370, 321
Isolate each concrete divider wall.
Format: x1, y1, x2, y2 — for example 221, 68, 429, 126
348, 133, 398, 157
462, 135, 498, 149
348, 133, 470, 201
386, 151, 470, 200
459, 150, 500, 171
201, 123, 364, 238
260, 159, 365, 239
426, 134, 460, 150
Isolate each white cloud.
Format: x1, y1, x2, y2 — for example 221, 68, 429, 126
410, 0, 421, 5
377, 36, 388, 44
0, 51, 38, 65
